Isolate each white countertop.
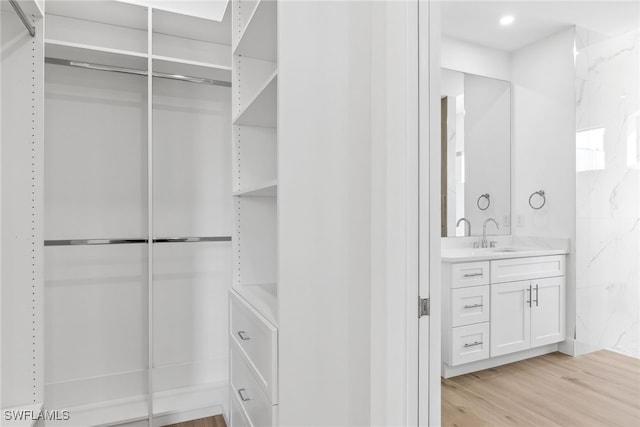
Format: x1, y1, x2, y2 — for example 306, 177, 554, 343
441, 247, 568, 262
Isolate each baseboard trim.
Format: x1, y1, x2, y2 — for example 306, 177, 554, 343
44, 383, 227, 427
442, 343, 559, 378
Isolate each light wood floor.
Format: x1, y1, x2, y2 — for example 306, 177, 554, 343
165, 415, 226, 427
442, 350, 640, 427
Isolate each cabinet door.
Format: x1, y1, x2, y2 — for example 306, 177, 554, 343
531, 277, 565, 347
491, 281, 531, 356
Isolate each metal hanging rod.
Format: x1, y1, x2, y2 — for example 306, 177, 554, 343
8, 0, 36, 37
44, 57, 232, 87
44, 236, 232, 246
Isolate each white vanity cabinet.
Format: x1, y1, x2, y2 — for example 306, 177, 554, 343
442, 253, 566, 377
490, 255, 566, 356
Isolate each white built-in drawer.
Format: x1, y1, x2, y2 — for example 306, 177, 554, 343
451, 261, 490, 288
230, 388, 252, 427
491, 255, 565, 284
231, 344, 275, 427
230, 290, 278, 403
450, 322, 490, 366
451, 285, 490, 327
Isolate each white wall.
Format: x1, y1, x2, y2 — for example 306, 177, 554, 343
511, 27, 576, 346
441, 36, 511, 81
278, 1, 372, 424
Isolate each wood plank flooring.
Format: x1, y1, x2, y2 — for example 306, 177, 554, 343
442, 350, 640, 427
165, 415, 226, 427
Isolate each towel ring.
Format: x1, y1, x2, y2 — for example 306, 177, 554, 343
476, 193, 490, 210
529, 190, 546, 210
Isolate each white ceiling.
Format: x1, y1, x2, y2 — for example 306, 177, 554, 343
441, 0, 640, 52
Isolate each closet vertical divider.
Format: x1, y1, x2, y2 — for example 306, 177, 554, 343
146, 7, 154, 426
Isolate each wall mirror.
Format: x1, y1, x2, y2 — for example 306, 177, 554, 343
440, 68, 511, 237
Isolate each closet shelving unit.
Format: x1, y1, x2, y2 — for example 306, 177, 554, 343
43, 1, 232, 426
230, 0, 279, 425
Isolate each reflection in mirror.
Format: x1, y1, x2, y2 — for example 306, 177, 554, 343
440, 68, 511, 237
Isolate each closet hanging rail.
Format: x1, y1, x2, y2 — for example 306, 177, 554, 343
44, 236, 232, 246
44, 57, 232, 87
8, 0, 36, 37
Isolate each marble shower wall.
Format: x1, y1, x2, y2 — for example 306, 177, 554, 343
575, 28, 640, 357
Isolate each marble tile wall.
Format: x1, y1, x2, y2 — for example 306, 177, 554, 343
575, 28, 639, 357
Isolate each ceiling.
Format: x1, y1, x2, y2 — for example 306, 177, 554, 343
441, 0, 640, 52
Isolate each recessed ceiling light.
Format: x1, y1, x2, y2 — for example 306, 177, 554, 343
500, 15, 514, 26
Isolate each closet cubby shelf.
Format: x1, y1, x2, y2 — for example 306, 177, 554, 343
233, 179, 278, 197
233, 283, 278, 326
45, 39, 148, 69
153, 55, 232, 83
232, 70, 278, 127
233, 0, 277, 61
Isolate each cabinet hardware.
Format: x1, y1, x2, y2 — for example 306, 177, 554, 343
464, 341, 483, 348
238, 388, 251, 401
463, 272, 483, 278
534, 284, 539, 306
526, 285, 532, 307
237, 330, 250, 341
463, 303, 484, 309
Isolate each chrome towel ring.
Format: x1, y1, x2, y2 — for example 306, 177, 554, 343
477, 193, 490, 210
529, 190, 546, 209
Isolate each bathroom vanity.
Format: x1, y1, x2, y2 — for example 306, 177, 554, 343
441, 247, 567, 378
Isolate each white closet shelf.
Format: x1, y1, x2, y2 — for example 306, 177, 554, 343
153, 56, 232, 83
234, 283, 278, 326
233, 180, 278, 197
45, 0, 147, 31
233, 0, 277, 61
153, 8, 231, 47
153, 382, 227, 417
45, 39, 148, 70
44, 396, 148, 427
233, 70, 277, 127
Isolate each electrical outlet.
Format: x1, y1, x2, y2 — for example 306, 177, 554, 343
517, 215, 525, 227
503, 215, 511, 227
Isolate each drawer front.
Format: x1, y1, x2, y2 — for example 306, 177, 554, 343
230, 291, 278, 402
491, 255, 565, 283
450, 322, 490, 366
451, 286, 490, 327
451, 261, 490, 288
231, 344, 274, 427
230, 388, 252, 427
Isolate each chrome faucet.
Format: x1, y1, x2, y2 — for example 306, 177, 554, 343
482, 218, 499, 248
456, 217, 471, 237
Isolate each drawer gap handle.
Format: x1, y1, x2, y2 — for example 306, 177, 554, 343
463, 273, 483, 277
464, 341, 483, 348
237, 330, 251, 341
238, 388, 251, 402
463, 303, 484, 309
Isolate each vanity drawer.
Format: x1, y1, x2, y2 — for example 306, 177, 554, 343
491, 255, 565, 283
230, 387, 252, 427
231, 344, 276, 427
230, 291, 278, 402
450, 322, 490, 366
450, 261, 490, 288
451, 285, 490, 327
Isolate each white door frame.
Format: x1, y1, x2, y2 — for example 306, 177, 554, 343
418, 0, 441, 426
